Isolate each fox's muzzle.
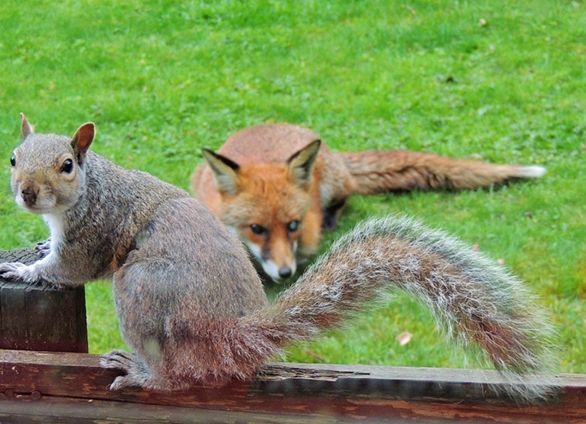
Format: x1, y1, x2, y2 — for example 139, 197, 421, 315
278, 266, 292, 279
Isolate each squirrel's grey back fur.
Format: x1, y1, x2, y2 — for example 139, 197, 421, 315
58, 150, 188, 282
1, 118, 554, 402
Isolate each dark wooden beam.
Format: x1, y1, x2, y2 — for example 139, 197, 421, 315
0, 249, 88, 353
0, 350, 584, 423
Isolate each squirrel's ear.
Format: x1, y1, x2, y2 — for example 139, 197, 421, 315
71, 122, 95, 158
201, 148, 240, 195
287, 139, 321, 187
20, 113, 34, 139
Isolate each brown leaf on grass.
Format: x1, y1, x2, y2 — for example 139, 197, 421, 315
396, 331, 412, 346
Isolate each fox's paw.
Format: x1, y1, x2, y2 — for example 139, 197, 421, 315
0, 262, 40, 284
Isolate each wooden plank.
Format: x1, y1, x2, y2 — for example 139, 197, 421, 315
0, 350, 584, 423
0, 249, 88, 353
0, 397, 403, 424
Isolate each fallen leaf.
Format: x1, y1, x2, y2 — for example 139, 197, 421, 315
396, 331, 412, 346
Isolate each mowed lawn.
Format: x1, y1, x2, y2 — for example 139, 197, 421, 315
0, 1, 584, 373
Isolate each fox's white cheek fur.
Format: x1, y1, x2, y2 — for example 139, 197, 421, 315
230, 227, 269, 274
240, 236, 297, 280
262, 260, 281, 281
242, 239, 262, 261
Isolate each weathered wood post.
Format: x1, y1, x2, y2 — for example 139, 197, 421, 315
0, 248, 87, 353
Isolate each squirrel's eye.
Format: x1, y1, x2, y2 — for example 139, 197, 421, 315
60, 158, 74, 174
250, 224, 267, 235
287, 220, 300, 232
10, 153, 15, 167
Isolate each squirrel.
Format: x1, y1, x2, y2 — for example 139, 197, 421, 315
0, 115, 553, 400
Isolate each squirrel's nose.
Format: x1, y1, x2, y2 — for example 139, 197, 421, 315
278, 266, 292, 279
21, 186, 38, 206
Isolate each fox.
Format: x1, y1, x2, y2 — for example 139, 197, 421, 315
192, 123, 546, 282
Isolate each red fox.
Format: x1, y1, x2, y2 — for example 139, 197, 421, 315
192, 124, 545, 282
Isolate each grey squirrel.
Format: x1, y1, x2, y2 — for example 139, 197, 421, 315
0, 115, 553, 400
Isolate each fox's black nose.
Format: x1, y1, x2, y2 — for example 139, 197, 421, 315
278, 266, 292, 279
21, 186, 37, 206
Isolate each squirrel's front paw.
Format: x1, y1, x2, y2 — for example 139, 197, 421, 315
0, 262, 40, 284
35, 239, 51, 257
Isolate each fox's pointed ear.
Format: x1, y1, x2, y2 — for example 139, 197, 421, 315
202, 149, 240, 195
287, 139, 321, 187
20, 113, 34, 139
71, 122, 96, 160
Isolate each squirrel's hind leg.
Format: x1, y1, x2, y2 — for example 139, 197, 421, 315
100, 350, 163, 391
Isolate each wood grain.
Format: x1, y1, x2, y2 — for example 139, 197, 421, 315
0, 350, 584, 423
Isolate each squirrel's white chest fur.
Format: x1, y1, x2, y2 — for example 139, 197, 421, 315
43, 213, 65, 251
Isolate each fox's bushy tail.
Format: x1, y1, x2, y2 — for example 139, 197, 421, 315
339, 151, 546, 194
225, 216, 554, 400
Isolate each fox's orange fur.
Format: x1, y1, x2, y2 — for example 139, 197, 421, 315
192, 124, 545, 282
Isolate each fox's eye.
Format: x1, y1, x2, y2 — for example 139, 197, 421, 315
60, 159, 74, 174
287, 220, 300, 232
250, 224, 267, 235
10, 153, 16, 167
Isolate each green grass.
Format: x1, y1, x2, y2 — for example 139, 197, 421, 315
0, 0, 584, 373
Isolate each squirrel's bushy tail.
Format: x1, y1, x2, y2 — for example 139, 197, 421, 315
339, 150, 546, 194
230, 216, 554, 400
